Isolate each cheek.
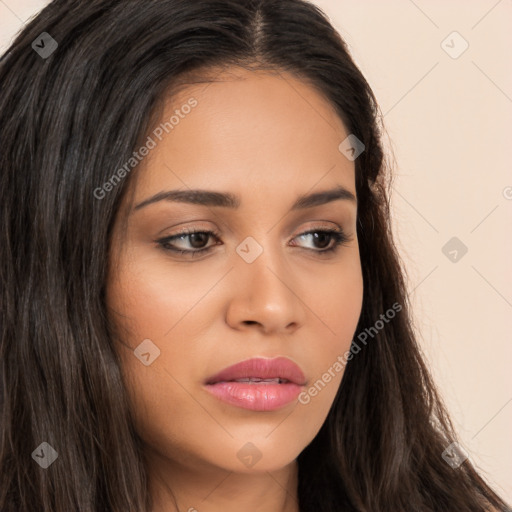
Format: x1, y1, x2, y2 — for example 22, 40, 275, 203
106, 251, 217, 342
305, 250, 363, 351
297, 255, 363, 413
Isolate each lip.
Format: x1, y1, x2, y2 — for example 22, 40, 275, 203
204, 357, 306, 412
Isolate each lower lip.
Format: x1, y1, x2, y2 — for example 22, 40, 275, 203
204, 381, 303, 411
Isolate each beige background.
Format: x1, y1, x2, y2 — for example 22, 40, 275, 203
1, 0, 510, 501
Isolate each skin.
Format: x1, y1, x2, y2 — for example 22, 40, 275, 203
106, 67, 364, 512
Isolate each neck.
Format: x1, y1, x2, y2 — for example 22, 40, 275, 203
146, 448, 300, 512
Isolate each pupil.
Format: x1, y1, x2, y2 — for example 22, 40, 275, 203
313, 232, 330, 249
190, 233, 208, 248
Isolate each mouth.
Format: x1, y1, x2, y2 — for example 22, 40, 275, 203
204, 357, 306, 412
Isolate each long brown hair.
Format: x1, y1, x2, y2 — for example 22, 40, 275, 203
0, 0, 508, 510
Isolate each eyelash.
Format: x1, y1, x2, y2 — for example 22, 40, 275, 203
155, 227, 352, 258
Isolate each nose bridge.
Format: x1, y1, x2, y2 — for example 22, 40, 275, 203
228, 229, 303, 332
240, 236, 283, 293
235, 224, 288, 287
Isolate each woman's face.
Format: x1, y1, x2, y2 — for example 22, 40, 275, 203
106, 67, 363, 476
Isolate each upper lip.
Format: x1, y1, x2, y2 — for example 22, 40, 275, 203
205, 357, 306, 385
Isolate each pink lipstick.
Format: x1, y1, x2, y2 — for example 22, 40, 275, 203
204, 357, 306, 411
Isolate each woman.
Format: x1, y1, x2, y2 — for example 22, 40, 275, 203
0, 0, 509, 511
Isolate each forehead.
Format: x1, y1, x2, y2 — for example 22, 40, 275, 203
132, 67, 355, 204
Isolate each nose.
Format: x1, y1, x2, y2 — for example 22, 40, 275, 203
225, 241, 306, 335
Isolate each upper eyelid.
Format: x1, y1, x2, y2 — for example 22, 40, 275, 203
161, 218, 347, 237
161, 225, 346, 240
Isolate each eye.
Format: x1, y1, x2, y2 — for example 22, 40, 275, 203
156, 228, 220, 258
155, 226, 352, 258
290, 228, 352, 254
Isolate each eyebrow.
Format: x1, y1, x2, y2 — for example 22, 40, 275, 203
133, 185, 356, 212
